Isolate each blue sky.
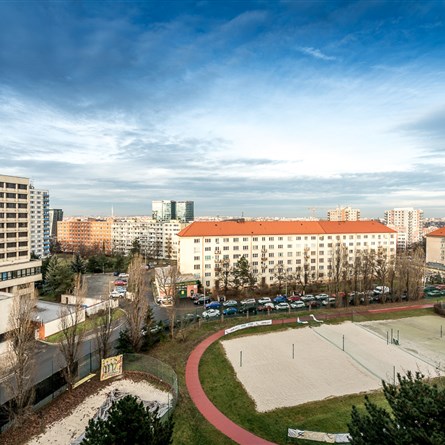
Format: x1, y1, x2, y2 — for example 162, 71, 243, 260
1, 1, 444, 218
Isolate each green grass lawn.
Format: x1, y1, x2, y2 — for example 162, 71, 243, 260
45, 308, 125, 343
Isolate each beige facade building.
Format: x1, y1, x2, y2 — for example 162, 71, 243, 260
327, 206, 360, 221
177, 220, 396, 290
0, 174, 42, 298
57, 218, 113, 254
426, 227, 445, 266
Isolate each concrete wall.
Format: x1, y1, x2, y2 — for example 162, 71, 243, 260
426, 236, 444, 264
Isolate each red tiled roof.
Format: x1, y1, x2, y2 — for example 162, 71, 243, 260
427, 227, 445, 237
177, 220, 395, 237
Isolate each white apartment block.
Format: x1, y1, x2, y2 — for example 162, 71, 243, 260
0, 174, 42, 298
30, 187, 50, 257
178, 220, 397, 290
384, 207, 423, 250
327, 206, 361, 221
111, 217, 188, 260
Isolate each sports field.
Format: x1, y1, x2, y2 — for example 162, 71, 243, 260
221, 316, 445, 412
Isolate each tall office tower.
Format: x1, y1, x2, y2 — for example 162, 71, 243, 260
48, 208, 63, 239
0, 174, 42, 295
176, 201, 194, 222
384, 207, 424, 250
327, 206, 361, 221
152, 200, 177, 221
30, 186, 50, 257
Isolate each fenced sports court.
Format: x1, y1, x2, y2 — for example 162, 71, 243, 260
221, 315, 445, 412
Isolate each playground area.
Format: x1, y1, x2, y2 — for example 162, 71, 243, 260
221, 315, 445, 412
25, 378, 171, 445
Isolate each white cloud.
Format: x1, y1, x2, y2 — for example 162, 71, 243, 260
298, 46, 337, 61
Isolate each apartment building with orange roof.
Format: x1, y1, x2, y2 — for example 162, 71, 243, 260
177, 219, 397, 291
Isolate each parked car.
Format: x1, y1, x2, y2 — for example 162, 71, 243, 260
205, 301, 221, 310
115, 287, 126, 296
194, 296, 212, 305
119, 273, 129, 279
273, 295, 287, 304
223, 307, 238, 316
305, 300, 321, 308
374, 286, 390, 295
287, 295, 302, 302
322, 297, 336, 306
222, 299, 238, 307
315, 293, 329, 301
240, 298, 256, 305
110, 290, 120, 298
258, 297, 272, 304
275, 302, 290, 311
114, 280, 127, 286
301, 294, 315, 302
238, 305, 257, 315
290, 301, 305, 310
177, 313, 200, 324
202, 309, 221, 319
258, 302, 275, 311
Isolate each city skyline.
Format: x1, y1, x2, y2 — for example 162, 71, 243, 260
1, 1, 445, 217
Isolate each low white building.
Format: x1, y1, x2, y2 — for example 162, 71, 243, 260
35, 300, 86, 339
178, 219, 397, 290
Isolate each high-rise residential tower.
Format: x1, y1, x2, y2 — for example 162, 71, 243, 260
384, 207, 424, 250
0, 174, 42, 296
30, 186, 50, 257
327, 206, 360, 221
48, 208, 63, 239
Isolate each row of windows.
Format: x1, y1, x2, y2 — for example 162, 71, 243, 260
0, 192, 28, 199
0, 182, 28, 190
196, 234, 394, 243
0, 266, 41, 281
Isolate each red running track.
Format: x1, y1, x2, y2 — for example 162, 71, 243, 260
185, 303, 434, 445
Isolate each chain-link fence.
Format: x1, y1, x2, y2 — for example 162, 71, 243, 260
123, 353, 178, 420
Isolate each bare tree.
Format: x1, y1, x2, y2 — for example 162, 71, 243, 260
215, 258, 231, 296
351, 251, 363, 306
407, 246, 425, 301
272, 264, 286, 294
374, 246, 391, 303
125, 254, 149, 351
59, 274, 87, 390
3, 291, 37, 424
361, 249, 375, 305
155, 265, 179, 339
94, 298, 113, 361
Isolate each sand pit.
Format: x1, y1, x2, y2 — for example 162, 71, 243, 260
25, 379, 171, 445
221, 320, 443, 412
